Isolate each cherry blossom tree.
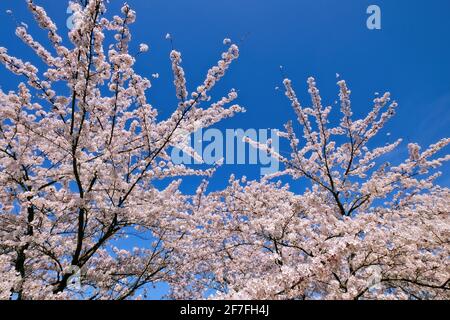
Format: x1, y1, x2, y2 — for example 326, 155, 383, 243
1, 0, 449, 302
171, 77, 450, 300
0, 0, 242, 299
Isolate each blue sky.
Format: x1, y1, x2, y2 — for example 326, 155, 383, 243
1, 0, 449, 191
0, 0, 449, 298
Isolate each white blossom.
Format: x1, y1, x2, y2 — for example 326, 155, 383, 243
139, 43, 149, 52
0, 0, 242, 300
170, 78, 450, 300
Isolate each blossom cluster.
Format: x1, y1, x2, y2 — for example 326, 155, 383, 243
0, 0, 448, 301
169, 78, 450, 300
0, 0, 241, 300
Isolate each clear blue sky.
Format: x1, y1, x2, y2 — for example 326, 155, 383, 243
1, 0, 449, 298
1, 0, 449, 191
